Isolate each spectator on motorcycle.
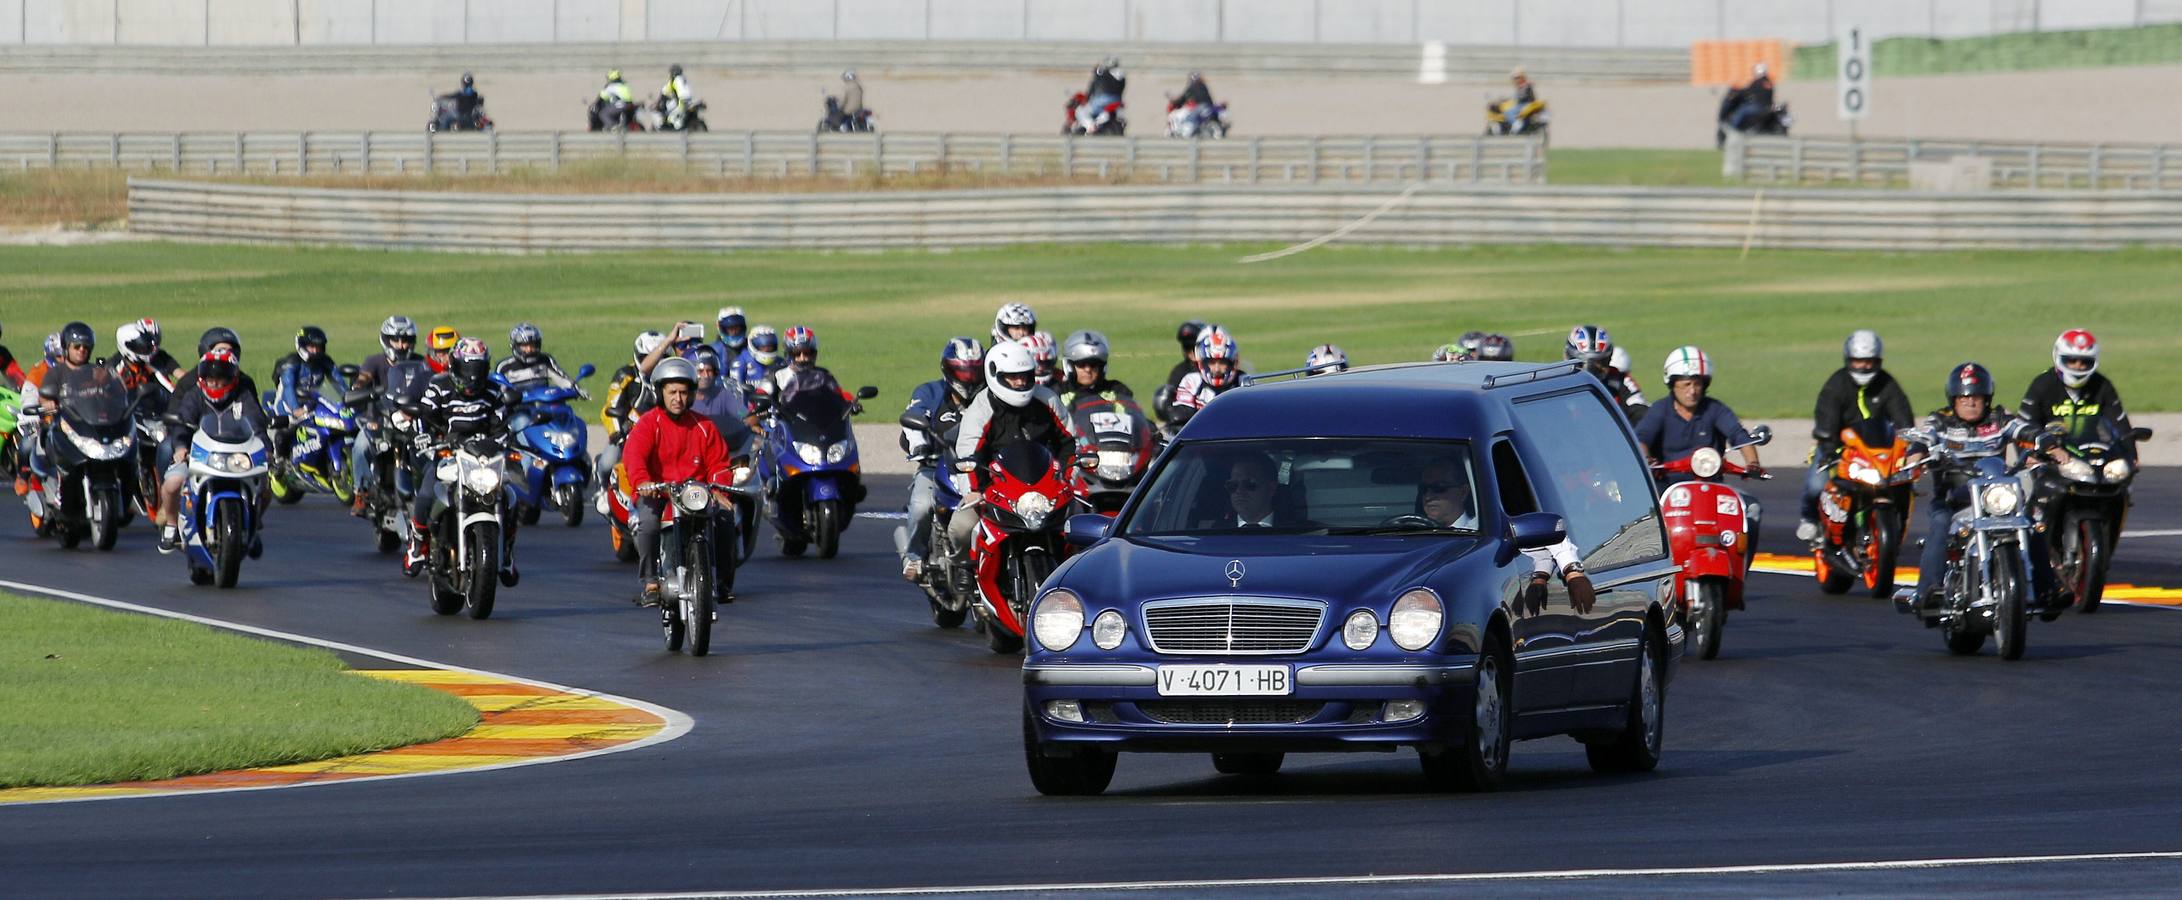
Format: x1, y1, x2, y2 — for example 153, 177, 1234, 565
1477, 333, 1516, 362
1304, 344, 1349, 375
1796, 329, 1915, 543
1723, 63, 1775, 133
625, 356, 738, 607
424, 326, 460, 373
597, 330, 667, 486
1058, 330, 1133, 406
1566, 324, 1647, 419
404, 338, 509, 578
593, 69, 634, 130
732, 325, 784, 396
709, 307, 750, 368
1169, 325, 1242, 429
949, 340, 1076, 554
155, 348, 269, 554
1635, 346, 1765, 482
991, 302, 1038, 347
1025, 331, 1061, 390
2019, 329, 2131, 445
497, 322, 575, 390
347, 315, 422, 514
1905, 362, 2057, 610
662, 64, 695, 130
899, 337, 985, 581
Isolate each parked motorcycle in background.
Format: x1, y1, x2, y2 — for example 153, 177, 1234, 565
1812, 420, 1921, 598
177, 407, 267, 589
1652, 427, 1772, 660
2033, 417, 2150, 613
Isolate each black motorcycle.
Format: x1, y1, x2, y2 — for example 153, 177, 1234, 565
1715, 94, 1790, 149
41, 366, 137, 551
2034, 417, 2151, 614
421, 433, 517, 619
642, 480, 737, 656
428, 93, 494, 133
818, 95, 876, 133
361, 360, 435, 554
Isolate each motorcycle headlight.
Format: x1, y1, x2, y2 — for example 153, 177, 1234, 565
144, 421, 168, 442
463, 464, 502, 496
1091, 610, 1126, 651
1848, 460, 1881, 486
2056, 457, 2095, 483
437, 459, 460, 482
2103, 459, 2132, 482
794, 442, 823, 466
825, 441, 850, 464
549, 431, 579, 451
1342, 610, 1378, 651
732, 465, 753, 486
1032, 589, 1084, 652
675, 483, 711, 514
1689, 447, 1723, 480
1979, 483, 2021, 516
1390, 588, 1443, 652
226, 452, 252, 472
1095, 449, 1136, 482
1012, 492, 1054, 530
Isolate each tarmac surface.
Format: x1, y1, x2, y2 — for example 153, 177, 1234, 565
4, 468, 2182, 898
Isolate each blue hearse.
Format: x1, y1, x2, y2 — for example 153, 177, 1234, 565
1022, 361, 1682, 794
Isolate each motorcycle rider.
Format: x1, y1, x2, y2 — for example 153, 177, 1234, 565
708, 307, 750, 369
732, 325, 784, 396
834, 69, 866, 129
991, 302, 1038, 347
1168, 325, 1241, 429
1084, 57, 1126, 122
592, 69, 635, 130
21, 322, 97, 490
1635, 346, 1766, 484
1174, 70, 1215, 110
1490, 68, 1542, 134
155, 348, 270, 554
948, 339, 1076, 557
1025, 331, 1061, 390
425, 326, 460, 373
598, 330, 667, 488
1154, 320, 1207, 424
2019, 329, 2131, 445
1477, 333, 1516, 362
1722, 62, 1776, 133
113, 318, 183, 391
1905, 363, 2057, 611
755, 327, 861, 408
438, 72, 484, 130
1566, 324, 1647, 420
348, 315, 422, 514
1796, 329, 1915, 543
0, 323, 25, 388
624, 356, 738, 607
268, 325, 347, 464
1303, 343, 1348, 375
662, 64, 695, 130
1432, 343, 1465, 363
172, 328, 258, 408
496, 322, 577, 390
404, 338, 512, 580
899, 337, 985, 581
1057, 330, 1133, 406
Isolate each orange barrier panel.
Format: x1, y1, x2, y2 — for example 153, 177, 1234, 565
1692, 39, 1789, 87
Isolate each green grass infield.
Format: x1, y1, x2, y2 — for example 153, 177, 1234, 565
4, 241, 2175, 421
0, 592, 478, 789
1794, 23, 2182, 79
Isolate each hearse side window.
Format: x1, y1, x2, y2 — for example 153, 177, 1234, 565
1491, 439, 1537, 517
1509, 390, 1666, 569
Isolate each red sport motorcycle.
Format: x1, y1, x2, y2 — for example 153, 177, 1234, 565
967, 441, 1081, 654
1653, 427, 1772, 660
1064, 92, 1126, 136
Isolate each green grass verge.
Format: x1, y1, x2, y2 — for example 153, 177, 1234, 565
0, 592, 478, 789
4, 241, 2178, 420
1548, 149, 1729, 188
1793, 23, 2182, 79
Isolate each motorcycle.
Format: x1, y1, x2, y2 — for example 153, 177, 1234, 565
587, 97, 647, 133
427, 93, 494, 133
40, 366, 137, 551
266, 377, 362, 507
968, 441, 1080, 654
602, 425, 762, 568
1485, 96, 1549, 136
758, 381, 878, 559
1812, 420, 1921, 598
1715, 95, 1791, 149
894, 405, 974, 628
1894, 427, 2049, 660
2034, 417, 2151, 614
125, 376, 173, 522
361, 360, 435, 554
1064, 92, 1126, 136
1651, 426, 1772, 660
0, 381, 19, 485
1068, 395, 1157, 516
641, 480, 737, 656
1165, 97, 1228, 139
420, 433, 518, 620
504, 364, 597, 528
818, 94, 877, 133
177, 407, 268, 589
653, 95, 709, 132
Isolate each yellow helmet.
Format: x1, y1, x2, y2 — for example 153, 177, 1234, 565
607, 69, 623, 82
428, 326, 459, 352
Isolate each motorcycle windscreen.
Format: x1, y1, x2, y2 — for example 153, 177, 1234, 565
383, 361, 435, 405
198, 408, 262, 445
776, 378, 852, 446
57, 365, 133, 430
1071, 397, 1150, 449
994, 441, 1057, 487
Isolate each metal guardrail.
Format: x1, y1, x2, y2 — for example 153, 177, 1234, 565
128, 179, 2182, 253
1, 131, 1547, 185
1727, 134, 2182, 191
0, 40, 1689, 82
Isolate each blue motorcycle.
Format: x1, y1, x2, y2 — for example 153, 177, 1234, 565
503, 364, 597, 527
179, 407, 268, 588
266, 377, 363, 507
893, 404, 973, 627
757, 380, 877, 559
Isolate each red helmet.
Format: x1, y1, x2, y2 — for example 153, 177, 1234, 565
2052, 329, 2099, 388
198, 347, 240, 402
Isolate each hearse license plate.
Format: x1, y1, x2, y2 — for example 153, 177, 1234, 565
1156, 665, 1291, 697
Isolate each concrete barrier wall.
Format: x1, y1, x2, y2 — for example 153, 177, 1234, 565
12, 0, 2180, 47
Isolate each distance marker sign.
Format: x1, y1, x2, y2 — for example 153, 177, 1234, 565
1838, 25, 1870, 122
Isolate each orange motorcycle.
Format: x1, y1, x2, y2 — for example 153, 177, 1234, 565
1812, 420, 1922, 597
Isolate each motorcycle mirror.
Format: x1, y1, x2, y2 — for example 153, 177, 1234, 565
1748, 424, 1774, 446
1064, 513, 1112, 546
1506, 512, 1568, 552
856, 386, 879, 400
2128, 427, 2154, 442
338, 363, 362, 380
577, 363, 597, 380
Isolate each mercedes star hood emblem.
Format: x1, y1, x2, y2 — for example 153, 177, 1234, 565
1225, 559, 1246, 588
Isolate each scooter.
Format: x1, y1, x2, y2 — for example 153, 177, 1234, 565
421, 434, 518, 620
641, 480, 737, 657
2033, 417, 2151, 614
1067, 395, 1158, 516
505, 364, 597, 528
1894, 429, 2052, 661
758, 382, 878, 559
1812, 420, 1921, 598
1651, 426, 1772, 660
178, 408, 268, 589
967, 441, 1083, 654
40, 366, 137, 551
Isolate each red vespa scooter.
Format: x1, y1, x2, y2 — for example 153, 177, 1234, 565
1653, 426, 1772, 660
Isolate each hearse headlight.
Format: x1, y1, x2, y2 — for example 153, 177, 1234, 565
1032, 589, 1084, 652
1091, 610, 1126, 651
1390, 588, 1444, 651
1342, 610, 1379, 650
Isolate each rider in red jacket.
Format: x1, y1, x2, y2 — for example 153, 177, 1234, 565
624, 357, 736, 606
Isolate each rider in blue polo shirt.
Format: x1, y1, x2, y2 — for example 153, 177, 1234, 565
1634, 345, 1767, 483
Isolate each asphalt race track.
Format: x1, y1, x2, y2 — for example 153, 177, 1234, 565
6, 469, 2182, 898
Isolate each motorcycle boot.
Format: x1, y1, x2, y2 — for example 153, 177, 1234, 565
499, 523, 520, 588
403, 520, 429, 577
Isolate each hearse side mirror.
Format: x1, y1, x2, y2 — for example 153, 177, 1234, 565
1507, 512, 1567, 551
1065, 513, 1113, 546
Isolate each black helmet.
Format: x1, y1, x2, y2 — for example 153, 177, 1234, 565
670, 64, 684, 78
450, 337, 492, 390
461, 72, 475, 88
199, 326, 241, 357
60, 321, 94, 351
1945, 362, 1994, 399
296, 325, 328, 357
1177, 320, 1207, 353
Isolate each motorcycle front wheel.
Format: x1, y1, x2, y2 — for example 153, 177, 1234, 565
812, 499, 841, 560
464, 523, 500, 620
1992, 552, 2028, 661
556, 484, 584, 528
1866, 506, 1904, 598
214, 500, 245, 589
91, 490, 120, 552
687, 545, 715, 657
2062, 512, 2109, 613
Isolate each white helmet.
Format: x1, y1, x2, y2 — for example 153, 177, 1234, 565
1662, 346, 1712, 385
115, 321, 146, 363
991, 302, 1037, 345
633, 330, 667, 362
1753, 62, 1769, 79
1304, 343, 1348, 374
1844, 329, 1883, 386
1608, 344, 1631, 374
984, 339, 1038, 408
2052, 329, 2100, 388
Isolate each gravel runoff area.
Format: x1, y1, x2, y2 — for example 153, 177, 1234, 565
10, 64, 2182, 148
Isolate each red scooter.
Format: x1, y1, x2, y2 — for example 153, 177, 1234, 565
1653, 427, 1772, 660
967, 441, 1081, 654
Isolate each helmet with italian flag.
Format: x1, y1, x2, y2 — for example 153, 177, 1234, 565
1662, 345, 1712, 385
2052, 329, 2099, 388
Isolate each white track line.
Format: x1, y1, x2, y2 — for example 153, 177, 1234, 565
0, 579, 694, 807
409, 849, 2182, 899
1236, 183, 1423, 264
2121, 528, 2182, 538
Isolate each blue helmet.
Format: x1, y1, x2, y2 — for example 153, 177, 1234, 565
717, 306, 748, 352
